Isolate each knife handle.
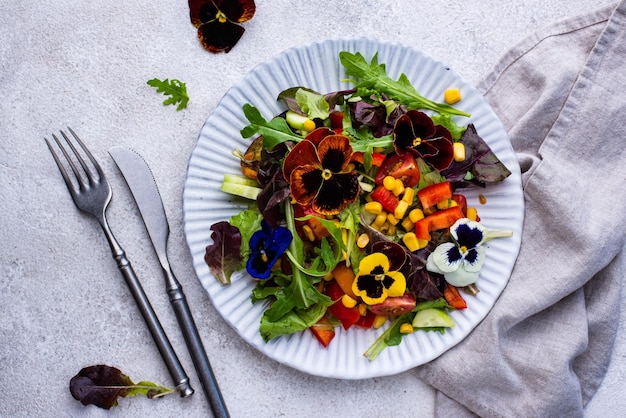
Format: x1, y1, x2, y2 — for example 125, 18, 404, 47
165, 269, 230, 418
108, 240, 194, 398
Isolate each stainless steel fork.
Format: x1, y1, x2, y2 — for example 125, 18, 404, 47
45, 128, 194, 397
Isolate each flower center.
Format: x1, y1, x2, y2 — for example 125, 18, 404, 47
216, 11, 227, 23
321, 168, 333, 180
459, 245, 468, 254
260, 249, 268, 263
413, 137, 422, 146
374, 273, 386, 281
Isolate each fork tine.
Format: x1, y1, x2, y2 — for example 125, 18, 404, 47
45, 136, 79, 199
67, 127, 106, 183
59, 129, 95, 187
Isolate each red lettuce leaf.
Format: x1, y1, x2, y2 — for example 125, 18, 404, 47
69, 365, 174, 409
204, 221, 243, 284
442, 124, 512, 188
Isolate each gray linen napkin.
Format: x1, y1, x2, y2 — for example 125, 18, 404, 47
416, 2, 626, 416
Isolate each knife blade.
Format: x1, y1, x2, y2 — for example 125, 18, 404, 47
109, 146, 229, 418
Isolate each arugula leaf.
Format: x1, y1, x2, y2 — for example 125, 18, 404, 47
240, 104, 303, 149
69, 365, 175, 409
146, 78, 189, 111
339, 52, 470, 118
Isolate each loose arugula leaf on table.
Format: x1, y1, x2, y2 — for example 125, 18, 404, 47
204, 221, 243, 284
69, 365, 175, 410
339, 51, 471, 118
146, 78, 189, 111
240, 104, 303, 149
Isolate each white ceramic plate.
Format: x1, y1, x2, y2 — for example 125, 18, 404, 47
183, 38, 524, 379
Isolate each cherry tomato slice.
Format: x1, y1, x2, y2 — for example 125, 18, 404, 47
374, 153, 420, 187
370, 293, 416, 316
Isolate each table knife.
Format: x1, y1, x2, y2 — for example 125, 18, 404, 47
109, 146, 229, 418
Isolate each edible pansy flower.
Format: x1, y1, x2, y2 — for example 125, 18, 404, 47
246, 220, 292, 280
426, 218, 512, 287
352, 252, 406, 305
393, 110, 454, 171
188, 0, 256, 53
282, 134, 360, 215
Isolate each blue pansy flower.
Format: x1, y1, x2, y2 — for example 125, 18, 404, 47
246, 220, 293, 280
426, 218, 512, 287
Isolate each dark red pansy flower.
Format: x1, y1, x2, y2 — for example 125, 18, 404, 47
393, 110, 454, 171
188, 0, 256, 53
283, 134, 360, 216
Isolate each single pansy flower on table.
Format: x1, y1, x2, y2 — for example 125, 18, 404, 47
188, 0, 256, 53
393, 109, 455, 171
426, 218, 512, 287
246, 220, 292, 280
282, 134, 361, 216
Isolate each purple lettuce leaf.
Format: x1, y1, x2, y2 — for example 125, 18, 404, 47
204, 221, 243, 284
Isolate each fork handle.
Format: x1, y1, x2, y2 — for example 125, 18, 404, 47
113, 250, 194, 397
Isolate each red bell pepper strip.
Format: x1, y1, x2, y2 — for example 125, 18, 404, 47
351, 151, 386, 167
451, 193, 467, 216
443, 283, 467, 310
417, 181, 452, 209
414, 206, 465, 240
325, 281, 361, 330
309, 316, 336, 347
369, 185, 399, 214
355, 310, 377, 329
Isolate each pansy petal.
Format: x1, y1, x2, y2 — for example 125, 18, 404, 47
407, 110, 436, 139
424, 133, 454, 171
215, 0, 256, 23
429, 242, 462, 273
392, 114, 416, 153
444, 268, 480, 287
312, 172, 360, 215
290, 165, 323, 206
353, 274, 387, 305
357, 253, 390, 276
385, 271, 407, 297
283, 139, 319, 180
189, 0, 218, 27
452, 218, 486, 247
317, 135, 353, 172
462, 246, 486, 272
196, 19, 245, 53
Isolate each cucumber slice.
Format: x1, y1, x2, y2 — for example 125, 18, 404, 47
223, 173, 259, 187
220, 181, 262, 200
412, 308, 455, 329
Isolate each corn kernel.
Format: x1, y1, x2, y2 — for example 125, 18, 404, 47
408, 208, 425, 223
356, 233, 370, 249
402, 187, 414, 204
401, 217, 414, 231
373, 212, 387, 227
453, 142, 466, 162
301, 224, 316, 241
387, 224, 396, 235
467, 207, 478, 221
342, 294, 357, 308
400, 323, 414, 334
358, 303, 367, 316
387, 213, 399, 226
402, 232, 419, 252
444, 88, 462, 104
303, 119, 316, 132
323, 271, 334, 281
364, 201, 383, 215
394, 200, 409, 219
437, 199, 458, 210
392, 179, 405, 196
372, 315, 387, 329
383, 175, 396, 191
